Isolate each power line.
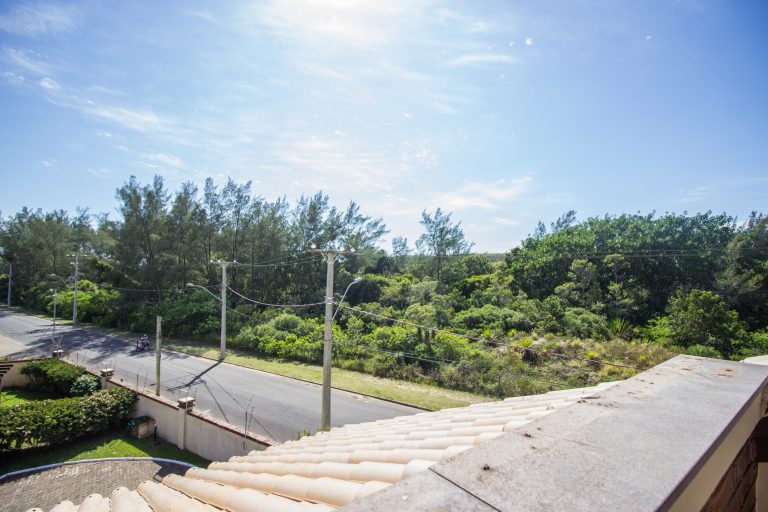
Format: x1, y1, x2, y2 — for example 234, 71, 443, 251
226, 285, 325, 308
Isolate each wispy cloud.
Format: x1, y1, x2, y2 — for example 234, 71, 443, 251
0, 2, 80, 36
677, 185, 717, 203
3, 48, 53, 76
428, 177, 534, 211
87, 168, 112, 178
525, 37, 534, 46
39, 76, 59, 90
250, 0, 411, 49
145, 152, 183, 167
450, 53, 517, 66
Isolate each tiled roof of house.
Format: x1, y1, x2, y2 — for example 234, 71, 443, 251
27, 382, 616, 512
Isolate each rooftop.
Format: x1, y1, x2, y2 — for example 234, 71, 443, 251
15, 355, 768, 512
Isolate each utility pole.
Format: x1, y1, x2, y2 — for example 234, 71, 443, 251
68, 252, 81, 326
308, 248, 356, 430
50, 288, 58, 344
6, 262, 11, 307
211, 260, 235, 360
156, 316, 162, 396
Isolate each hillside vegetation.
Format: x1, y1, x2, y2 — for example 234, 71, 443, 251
2, 175, 766, 397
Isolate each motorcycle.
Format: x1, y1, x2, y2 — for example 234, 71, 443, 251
136, 337, 151, 352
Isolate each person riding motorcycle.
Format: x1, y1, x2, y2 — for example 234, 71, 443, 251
138, 334, 149, 350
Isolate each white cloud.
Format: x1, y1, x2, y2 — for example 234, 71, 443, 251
248, 0, 414, 49
677, 185, 716, 203
87, 168, 112, 178
3, 71, 28, 85
39, 76, 60, 90
0, 2, 80, 36
525, 37, 534, 46
97, 131, 112, 138
428, 177, 533, 211
450, 54, 517, 66
464, 20, 493, 34
3, 48, 53, 76
83, 104, 169, 133
145, 152, 183, 167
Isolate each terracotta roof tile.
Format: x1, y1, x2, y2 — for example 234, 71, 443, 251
36, 382, 616, 511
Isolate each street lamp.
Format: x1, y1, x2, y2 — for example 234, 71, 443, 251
49, 273, 75, 324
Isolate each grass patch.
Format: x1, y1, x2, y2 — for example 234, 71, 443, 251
0, 387, 55, 408
163, 339, 493, 410
0, 431, 209, 475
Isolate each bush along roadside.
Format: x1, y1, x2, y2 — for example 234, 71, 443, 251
0, 387, 136, 451
20, 358, 98, 397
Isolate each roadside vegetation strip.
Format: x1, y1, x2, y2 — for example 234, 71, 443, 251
7, 310, 490, 410
162, 339, 493, 410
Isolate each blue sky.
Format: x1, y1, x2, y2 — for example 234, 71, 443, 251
0, 0, 766, 252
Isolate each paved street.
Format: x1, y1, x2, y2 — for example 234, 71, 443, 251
0, 310, 420, 442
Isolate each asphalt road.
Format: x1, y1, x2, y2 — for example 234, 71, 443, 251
0, 310, 420, 442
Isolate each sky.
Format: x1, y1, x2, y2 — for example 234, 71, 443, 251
0, 0, 766, 253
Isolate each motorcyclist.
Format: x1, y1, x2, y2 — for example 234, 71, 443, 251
139, 334, 149, 350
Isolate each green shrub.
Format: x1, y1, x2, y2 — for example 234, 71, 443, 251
0, 387, 136, 451
70, 374, 100, 397
21, 359, 89, 397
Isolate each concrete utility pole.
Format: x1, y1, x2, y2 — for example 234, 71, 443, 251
68, 253, 81, 326
50, 289, 58, 344
308, 248, 357, 431
6, 262, 11, 307
156, 315, 162, 396
211, 260, 235, 360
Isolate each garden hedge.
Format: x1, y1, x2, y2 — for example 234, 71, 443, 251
21, 358, 89, 397
0, 387, 136, 451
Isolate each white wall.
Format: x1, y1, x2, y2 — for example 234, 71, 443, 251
0, 359, 34, 387
106, 380, 271, 463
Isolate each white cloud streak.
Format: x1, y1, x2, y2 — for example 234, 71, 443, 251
428, 177, 534, 211
0, 2, 80, 36
450, 54, 517, 66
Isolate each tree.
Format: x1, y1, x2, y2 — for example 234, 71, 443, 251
416, 208, 473, 289
664, 289, 746, 357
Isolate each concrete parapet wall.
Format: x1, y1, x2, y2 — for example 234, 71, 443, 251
185, 410, 269, 462
105, 379, 272, 462
0, 359, 34, 387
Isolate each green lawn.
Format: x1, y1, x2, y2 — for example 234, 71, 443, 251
0, 431, 210, 475
0, 387, 55, 408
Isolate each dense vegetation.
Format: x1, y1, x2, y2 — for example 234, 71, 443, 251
1, 175, 766, 396
0, 360, 135, 452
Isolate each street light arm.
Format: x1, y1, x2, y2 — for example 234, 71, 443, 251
186, 283, 222, 302
332, 277, 363, 321
49, 274, 67, 286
